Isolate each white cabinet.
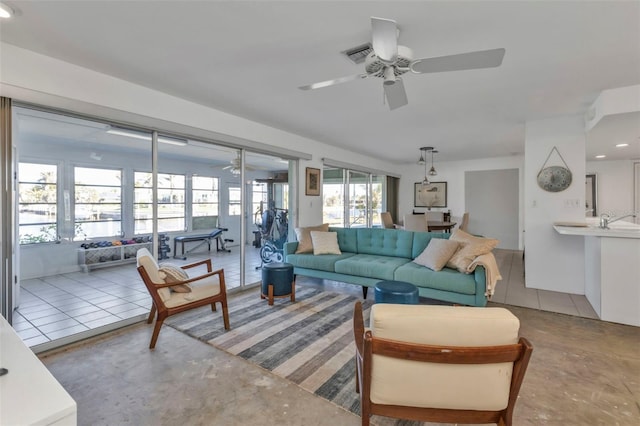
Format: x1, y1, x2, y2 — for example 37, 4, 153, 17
0, 315, 77, 425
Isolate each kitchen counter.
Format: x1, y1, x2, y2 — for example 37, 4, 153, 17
553, 218, 640, 239
553, 218, 640, 327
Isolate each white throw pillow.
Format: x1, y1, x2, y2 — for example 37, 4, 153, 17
413, 238, 460, 271
310, 231, 342, 255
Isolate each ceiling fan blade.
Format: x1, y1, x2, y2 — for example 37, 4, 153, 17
298, 74, 368, 90
410, 48, 506, 74
371, 17, 398, 63
383, 78, 408, 110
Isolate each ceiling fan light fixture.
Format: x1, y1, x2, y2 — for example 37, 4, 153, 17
383, 66, 396, 85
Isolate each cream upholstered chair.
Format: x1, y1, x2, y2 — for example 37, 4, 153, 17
136, 248, 229, 349
402, 214, 428, 232
353, 302, 532, 426
380, 212, 395, 229
425, 211, 444, 222
460, 212, 470, 231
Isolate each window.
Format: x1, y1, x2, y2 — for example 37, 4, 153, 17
74, 167, 122, 239
18, 162, 58, 244
251, 182, 268, 219
192, 176, 219, 217
134, 172, 185, 233
228, 187, 241, 215
322, 167, 386, 228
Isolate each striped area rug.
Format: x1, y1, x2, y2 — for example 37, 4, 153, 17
166, 286, 375, 414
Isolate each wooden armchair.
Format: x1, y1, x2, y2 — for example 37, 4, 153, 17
136, 248, 230, 349
353, 302, 532, 426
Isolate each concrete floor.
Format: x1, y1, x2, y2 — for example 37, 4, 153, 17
39, 277, 640, 426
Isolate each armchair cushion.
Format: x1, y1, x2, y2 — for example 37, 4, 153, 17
369, 304, 519, 411
137, 249, 171, 302
158, 263, 192, 293
163, 276, 221, 308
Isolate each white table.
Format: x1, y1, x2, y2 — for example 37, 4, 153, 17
0, 315, 77, 425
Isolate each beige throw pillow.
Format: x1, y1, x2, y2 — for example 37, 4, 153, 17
158, 263, 192, 293
310, 231, 341, 255
446, 229, 499, 273
413, 238, 460, 271
294, 223, 329, 253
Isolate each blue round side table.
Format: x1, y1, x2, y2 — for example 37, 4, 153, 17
374, 280, 419, 304
261, 262, 295, 305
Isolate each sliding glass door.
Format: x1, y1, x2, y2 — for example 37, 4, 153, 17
323, 166, 386, 228
5, 104, 297, 350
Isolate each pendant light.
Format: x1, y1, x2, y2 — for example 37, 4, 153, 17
419, 146, 433, 187
429, 149, 438, 176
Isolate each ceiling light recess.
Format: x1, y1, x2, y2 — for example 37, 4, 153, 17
595, 155, 606, 159
615, 143, 629, 148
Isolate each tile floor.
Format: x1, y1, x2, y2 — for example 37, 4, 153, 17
13, 246, 598, 348
13, 244, 264, 347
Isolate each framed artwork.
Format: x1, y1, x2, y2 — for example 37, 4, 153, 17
305, 167, 321, 196
414, 182, 447, 208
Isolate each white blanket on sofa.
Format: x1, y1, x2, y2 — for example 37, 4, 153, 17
467, 252, 502, 298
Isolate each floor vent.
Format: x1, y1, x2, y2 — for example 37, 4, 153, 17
342, 43, 372, 64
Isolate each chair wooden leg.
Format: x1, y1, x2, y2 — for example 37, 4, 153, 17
268, 284, 274, 306
149, 317, 165, 349
147, 304, 156, 324
221, 299, 230, 330
211, 302, 217, 312
290, 279, 296, 302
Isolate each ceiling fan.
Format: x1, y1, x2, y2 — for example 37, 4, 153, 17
299, 17, 506, 110
223, 152, 255, 175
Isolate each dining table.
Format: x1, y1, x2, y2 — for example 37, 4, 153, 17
427, 221, 457, 233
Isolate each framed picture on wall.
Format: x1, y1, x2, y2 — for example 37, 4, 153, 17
414, 182, 447, 208
305, 167, 321, 196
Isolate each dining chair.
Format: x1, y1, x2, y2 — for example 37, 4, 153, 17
402, 214, 428, 232
460, 212, 470, 231
380, 212, 395, 229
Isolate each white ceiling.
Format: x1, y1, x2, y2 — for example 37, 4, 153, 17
1, 1, 639, 163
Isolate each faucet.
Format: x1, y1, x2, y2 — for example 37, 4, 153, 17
599, 213, 637, 229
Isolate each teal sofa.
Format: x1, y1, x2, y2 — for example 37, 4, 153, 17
284, 227, 488, 307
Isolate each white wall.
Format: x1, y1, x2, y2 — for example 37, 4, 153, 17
0, 43, 397, 230
398, 155, 525, 248
524, 115, 586, 294
586, 159, 637, 219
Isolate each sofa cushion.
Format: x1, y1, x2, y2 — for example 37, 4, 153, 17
413, 239, 460, 271
294, 223, 329, 253
394, 262, 477, 295
329, 227, 358, 253
311, 231, 341, 255
335, 254, 410, 281
356, 228, 414, 259
446, 229, 499, 273
287, 252, 355, 272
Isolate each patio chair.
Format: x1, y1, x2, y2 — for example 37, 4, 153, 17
136, 248, 230, 349
353, 301, 533, 426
